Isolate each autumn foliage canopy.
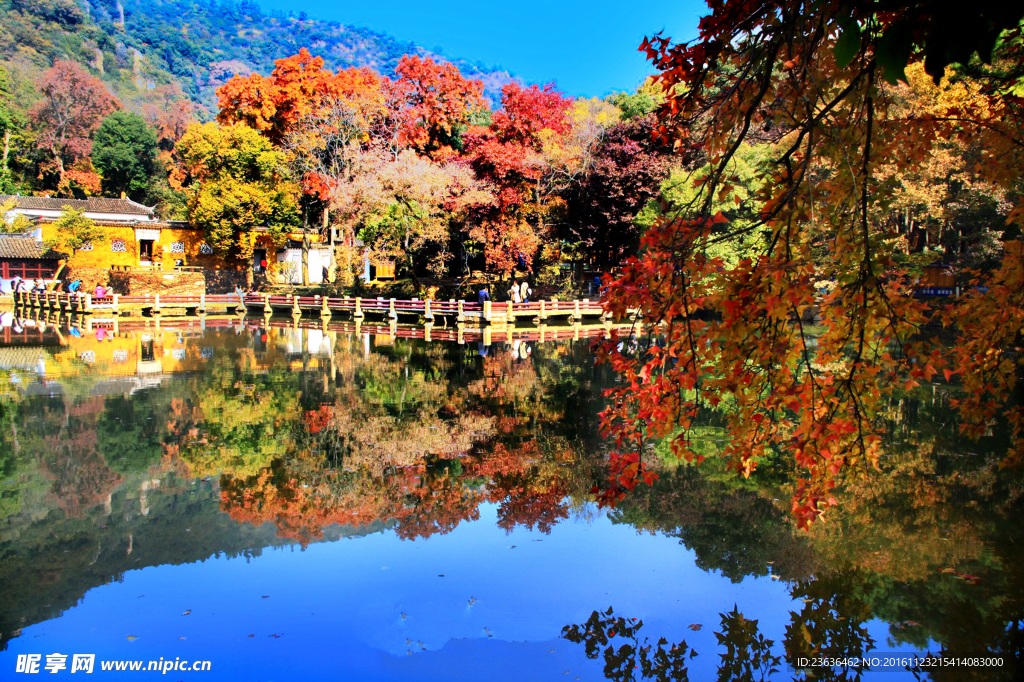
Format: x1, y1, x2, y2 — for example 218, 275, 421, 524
595, 0, 1024, 526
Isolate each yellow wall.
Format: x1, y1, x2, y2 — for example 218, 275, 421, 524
41, 224, 139, 270
43, 328, 302, 381
37, 223, 243, 272
155, 226, 239, 271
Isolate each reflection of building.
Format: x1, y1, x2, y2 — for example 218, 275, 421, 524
0, 324, 336, 389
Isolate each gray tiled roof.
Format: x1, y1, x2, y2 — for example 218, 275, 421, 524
0, 235, 60, 259
0, 194, 155, 216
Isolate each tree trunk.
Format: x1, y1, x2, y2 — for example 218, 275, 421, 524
301, 231, 309, 286
325, 208, 335, 283
47, 259, 69, 291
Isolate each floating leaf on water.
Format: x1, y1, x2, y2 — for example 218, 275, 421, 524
547, 649, 555, 653
178, 637, 186, 640
247, 634, 255, 638
508, 545, 517, 549
687, 623, 702, 631
182, 610, 191, 616
268, 634, 281, 638
126, 635, 137, 641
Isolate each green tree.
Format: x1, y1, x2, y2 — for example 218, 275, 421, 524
0, 198, 34, 234
92, 111, 157, 200
45, 206, 106, 256
606, 80, 664, 121
44, 207, 107, 285
176, 122, 299, 281
0, 66, 17, 193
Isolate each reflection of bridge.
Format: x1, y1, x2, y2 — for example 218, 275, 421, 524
7, 308, 640, 346
12, 291, 625, 325
12, 311, 638, 348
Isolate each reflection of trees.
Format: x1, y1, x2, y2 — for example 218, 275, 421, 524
561, 606, 783, 682
96, 393, 169, 474
561, 607, 695, 682
784, 573, 876, 682
610, 463, 817, 583
18, 395, 124, 519
715, 607, 781, 682
217, 337, 605, 544
802, 387, 1024, 667
602, 374, 1024, 674
166, 360, 303, 478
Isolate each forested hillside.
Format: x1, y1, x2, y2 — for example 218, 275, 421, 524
0, 0, 513, 117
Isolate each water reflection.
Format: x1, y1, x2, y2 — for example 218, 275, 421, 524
0, 317, 1021, 680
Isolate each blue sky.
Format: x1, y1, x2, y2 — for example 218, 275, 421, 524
256, 0, 708, 98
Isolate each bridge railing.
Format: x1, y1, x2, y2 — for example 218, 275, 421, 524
12, 289, 609, 320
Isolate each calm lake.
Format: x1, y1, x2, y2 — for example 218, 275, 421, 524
0, 316, 1020, 680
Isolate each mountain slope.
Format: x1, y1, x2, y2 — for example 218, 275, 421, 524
0, 0, 514, 117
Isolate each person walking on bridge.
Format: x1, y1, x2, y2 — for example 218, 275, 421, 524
519, 280, 531, 304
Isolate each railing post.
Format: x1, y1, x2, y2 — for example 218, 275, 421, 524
354, 297, 364, 318
457, 299, 465, 323
199, 292, 206, 314
483, 300, 492, 323
292, 295, 301, 317
539, 299, 546, 320
321, 295, 331, 320
153, 294, 162, 316
84, 293, 93, 313
506, 300, 514, 322
423, 298, 432, 321
574, 299, 581, 319
112, 294, 120, 315
388, 298, 397, 320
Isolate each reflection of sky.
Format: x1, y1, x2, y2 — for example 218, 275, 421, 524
3, 504, 927, 681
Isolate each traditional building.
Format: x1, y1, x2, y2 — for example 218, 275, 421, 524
0, 235, 61, 281
0, 195, 264, 283
0, 195, 335, 288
